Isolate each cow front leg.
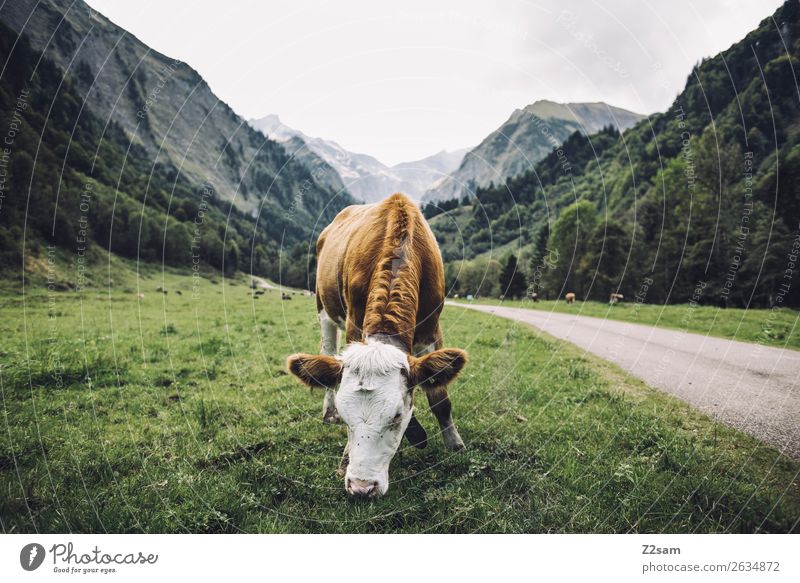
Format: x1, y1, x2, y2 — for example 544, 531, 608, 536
425, 386, 465, 451
414, 337, 464, 451
319, 310, 341, 424
322, 388, 340, 424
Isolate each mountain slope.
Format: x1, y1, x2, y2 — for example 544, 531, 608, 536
0, 1, 353, 288
392, 148, 471, 200
0, 0, 349, 226
423, 100, 645, 203
249, 114, 467, 201
0, 22, 236, 274
439, 1, 800, 308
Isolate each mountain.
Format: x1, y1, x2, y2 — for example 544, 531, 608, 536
392, 148, 471, 199
422, 100, 645, 203
0, 0, 352, 287
249, 115, 468, 202
0, 0, 350, 223
435, 1, 800, 308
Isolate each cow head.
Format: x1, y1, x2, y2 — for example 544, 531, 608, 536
287, 339, 466, 497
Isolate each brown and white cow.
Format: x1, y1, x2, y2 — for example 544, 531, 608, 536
286, 193, 467, 498
565, 292, 576, 304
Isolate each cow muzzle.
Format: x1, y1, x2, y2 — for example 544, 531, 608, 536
346, 477, 380, 498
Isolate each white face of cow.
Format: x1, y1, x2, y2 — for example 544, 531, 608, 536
287, 342, 467, 498
334, 341, 414, 497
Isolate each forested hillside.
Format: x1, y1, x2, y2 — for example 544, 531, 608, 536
0, 17, 350, 288
437, 1, 800, 308
0, 0, 349, 217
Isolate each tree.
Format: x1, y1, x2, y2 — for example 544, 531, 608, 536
542, 200, 598, 298
164, 221, 192, 266
500, 254, 528, 299
740, 210, 795, 307
224, 239, 241, 275
579, 219, 629, 301
456, 258, 502, 298
527, 223, 551, 296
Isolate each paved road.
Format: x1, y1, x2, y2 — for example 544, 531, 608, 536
455, 303, 800, 459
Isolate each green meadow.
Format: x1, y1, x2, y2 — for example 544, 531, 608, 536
1, 266, 798, 533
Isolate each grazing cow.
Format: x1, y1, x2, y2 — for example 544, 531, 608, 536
609, 293, 624, 304
565, 292, 576, 304
287, 193, 467, 498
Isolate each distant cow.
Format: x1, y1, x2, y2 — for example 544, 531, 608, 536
609, 293, 624, 304
286, 193, 467, 498
281, 292, 292, 300
565, 292, 576, 304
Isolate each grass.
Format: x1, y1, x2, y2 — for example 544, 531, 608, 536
1, 267, 798, 533
452, 297, 800, 351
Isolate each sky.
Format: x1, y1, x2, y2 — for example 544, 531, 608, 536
86, 0, 784, 166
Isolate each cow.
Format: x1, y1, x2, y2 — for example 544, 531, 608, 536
565, 292, 576, 304
609, 293, 624, 304
286, 193, 467, 498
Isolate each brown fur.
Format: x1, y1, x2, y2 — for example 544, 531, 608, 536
565, 292, 576, 304
362, 196, 419, 346
315, 193, 445, 351
286, 354, 342, 388
297, 193, 467, 453
408, 349, 467, 388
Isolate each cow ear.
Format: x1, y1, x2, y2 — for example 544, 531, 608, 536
286, 354, 342, 388
408, 349, 467, 389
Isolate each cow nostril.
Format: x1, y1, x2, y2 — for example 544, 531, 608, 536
347, 478, 379, 497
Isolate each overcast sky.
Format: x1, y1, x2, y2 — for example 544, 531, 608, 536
86, 0, 783, 166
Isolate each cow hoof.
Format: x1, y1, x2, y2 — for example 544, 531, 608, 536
443, 428, 465, 452
447, 440, 466, 452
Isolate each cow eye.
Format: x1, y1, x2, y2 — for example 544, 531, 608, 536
391, 412, 402, 425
